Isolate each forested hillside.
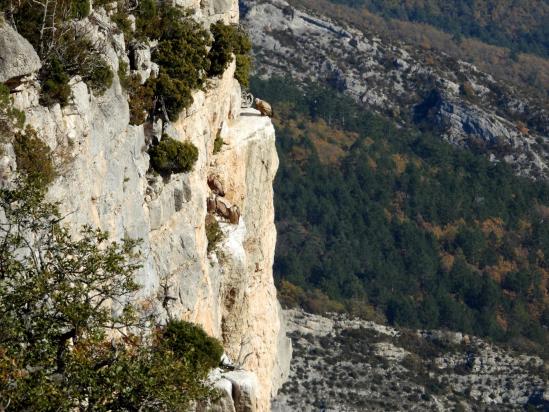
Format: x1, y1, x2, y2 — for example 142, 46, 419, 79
329, 0, 549, 59
251, 77, 549, 357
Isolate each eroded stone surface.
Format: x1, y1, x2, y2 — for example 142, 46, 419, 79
0, 20, 41, 82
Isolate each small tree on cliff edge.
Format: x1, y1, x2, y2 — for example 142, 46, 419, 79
0, 178, 221, 411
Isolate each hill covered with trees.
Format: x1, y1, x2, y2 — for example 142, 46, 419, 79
251, 77, 549, 358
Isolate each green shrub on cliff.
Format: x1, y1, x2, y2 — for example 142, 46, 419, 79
153, 74, 194, 122
120, 2, 211, 121
0, 84, 25, 139
151, 9, 210, 120
0, 179, 218, 411
206, 214, 224, 253
13, 126, 56, 189
162, 319, 223, 369
40, 57, 71, 107
127, 75, 156, 125
2, 0, 113, 106
208, 21, 253, 87
149, 136, 198, 176
208, 22, 236, 77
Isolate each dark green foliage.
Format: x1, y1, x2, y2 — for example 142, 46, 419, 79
127, 75, 155, 125
503, 271, 533, 295
153, 74, 194, 121
119, 59, 155, 126
118, 59, 130, 89
70, 0, 90, 18
0, 179, 217, 411
112, 4, 252, 121
3, 0, 113, 105
40, 58, 71, 106
132, 4, 211, 120
135, 0, 162, 40
213, 134, 224, 154
252, 77, 549, 354
152, 21, 210, 89
162, 319, 223, 369
208, 22, 252, 86
13, 127, 56, 188
111, 10, 133, 40
206, 214, 224, 253
54, 34, 113, 97
235, 54, 252, 88
86, 59, 113, 95
149, 136, 198, 176
208, 22, 236, 76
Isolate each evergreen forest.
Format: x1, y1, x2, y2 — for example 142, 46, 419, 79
251, 77, 549, 358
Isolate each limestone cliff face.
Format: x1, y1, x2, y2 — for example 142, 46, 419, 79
1, 1, 290, 410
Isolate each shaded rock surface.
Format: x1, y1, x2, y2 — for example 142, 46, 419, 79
0, 19, 41, 82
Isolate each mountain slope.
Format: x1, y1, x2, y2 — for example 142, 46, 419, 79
273, 310, 548, 411
242, 0, 549, 180
251, 76, 549, 358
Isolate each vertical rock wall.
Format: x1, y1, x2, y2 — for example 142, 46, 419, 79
1, 0, 291, 409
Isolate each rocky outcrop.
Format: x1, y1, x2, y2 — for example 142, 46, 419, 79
242, 0, 549, 180
2, 1, 290, 410
174, 0, 239, 24
0, 19, 41, 83
275, 309, 547, 411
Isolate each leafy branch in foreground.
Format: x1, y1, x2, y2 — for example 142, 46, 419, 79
0, 179, 221, 411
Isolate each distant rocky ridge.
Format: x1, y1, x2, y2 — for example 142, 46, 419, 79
242, 0, 549, 180
274, 310, 548, 411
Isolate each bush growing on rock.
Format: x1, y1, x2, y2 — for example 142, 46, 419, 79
117, 2, 212, 121
134, 0, 162, 40
0, 84, 25, 140
40, 57, 72, 107
2, 0, 113, 105
111, 9, 133, 40
231, 26, 253, 87
118, 59, 130, 89
213, 134, 224, 154
0, 178, 218, 411
86, 59, 114, 95
70, 0, 90, 19
114, 4, 252, 122
153, 74, 194, 122
149, 136, 198, 176
206, 213, 224, 253
152, 20, 210, 87
13, 126, 56, 188
235, 53, 252, 88
151, 9, 210, 120
161, 319, 223, 369
208, 22, 236, 77
208, 21, 252, 87
127, 75, 155, 125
